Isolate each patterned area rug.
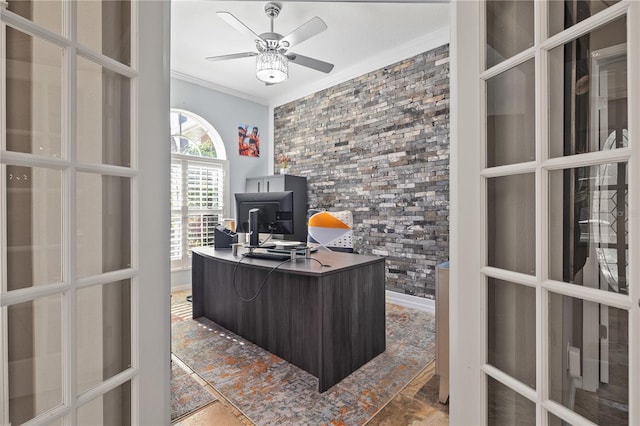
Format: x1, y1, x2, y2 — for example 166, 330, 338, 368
171, 301, 217, 422
171, 300, 435, 425
170, 361, 217, 422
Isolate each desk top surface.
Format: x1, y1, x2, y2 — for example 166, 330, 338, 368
193, 246, 384, 277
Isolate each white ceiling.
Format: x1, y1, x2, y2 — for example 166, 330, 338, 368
170, 1, 450, 106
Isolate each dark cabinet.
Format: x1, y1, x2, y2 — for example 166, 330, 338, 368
246, 175, 289, 193
245, 174, 308, 242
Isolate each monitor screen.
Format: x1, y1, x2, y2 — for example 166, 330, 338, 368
235, 191, 294, 237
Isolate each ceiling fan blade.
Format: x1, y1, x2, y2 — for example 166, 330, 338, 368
216, 11, 262, 43
287, 53, 334, 74
280, 17, 327, 48
205, 52, 257, 61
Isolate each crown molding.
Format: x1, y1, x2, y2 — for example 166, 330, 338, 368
170, 70, 270, 106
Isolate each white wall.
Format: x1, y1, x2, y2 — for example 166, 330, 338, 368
170, 76, 270, 202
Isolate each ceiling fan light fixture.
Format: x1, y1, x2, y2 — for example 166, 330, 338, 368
256, 50, 288, 83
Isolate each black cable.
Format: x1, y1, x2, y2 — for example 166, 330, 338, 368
232, 254, 332, 302
307, 256, 331, 268
232, 255, 291, 302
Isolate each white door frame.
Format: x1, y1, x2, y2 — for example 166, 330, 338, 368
449, 0, 484, 422
450, 0, 639, 424
134, 1, 171, 423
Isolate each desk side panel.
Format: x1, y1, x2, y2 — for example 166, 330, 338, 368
198, 256, 320, 376
191, 253, 205, 318
320, 260, 386, 392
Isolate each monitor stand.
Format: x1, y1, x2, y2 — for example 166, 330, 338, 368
248, 208, 260, 248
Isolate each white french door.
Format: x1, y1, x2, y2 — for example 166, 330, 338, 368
451, 0, 639, 424
1, 1, 170, 424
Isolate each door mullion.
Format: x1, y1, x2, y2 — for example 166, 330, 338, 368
63, 0, 78, 422
0, 15, 8, 426
535, 0, 548, 422
626, 3, 640, 423
478, 1, 488, 421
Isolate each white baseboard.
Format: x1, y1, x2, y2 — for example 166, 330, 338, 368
386, 290, 435, 314
171, 269, 191, 290
171, 284, 191, 293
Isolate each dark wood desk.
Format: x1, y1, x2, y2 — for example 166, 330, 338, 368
191, 247, 386, 392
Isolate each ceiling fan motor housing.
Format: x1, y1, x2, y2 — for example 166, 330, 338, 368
261, 34, 283, 49
264, 2, 282, 19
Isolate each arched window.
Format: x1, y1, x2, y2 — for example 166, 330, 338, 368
170, 109, 227, 270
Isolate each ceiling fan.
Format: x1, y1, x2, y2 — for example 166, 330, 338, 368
206, 2, 334, 85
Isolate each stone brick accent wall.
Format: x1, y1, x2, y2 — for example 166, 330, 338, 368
274, 44, 449, 298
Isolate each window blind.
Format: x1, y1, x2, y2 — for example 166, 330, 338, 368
171, 159, 224, 269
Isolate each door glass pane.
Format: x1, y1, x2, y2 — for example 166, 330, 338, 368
548, 163, 628, 293
486, 59, 536, 167
7, 295, 62, 425
488, 376, 536, 425
76, 173, 131, 278
77, 280, 131, 394
77, 0, 131, 65
77, 381, 131, 426
548, 412, 571, 426
548, 293, 628, 425
7, 0, 63, 34
549, 0, 621, 37
549, 17, 627, 158
5, 166, 62, 290
76, 56, 131, 167
487, 174, 536, 275
5, 28, 63, 158
488, 278, 536, 388
486, 1, 534, 69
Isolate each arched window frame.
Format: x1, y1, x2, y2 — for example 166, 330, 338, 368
170, 109, 228, 270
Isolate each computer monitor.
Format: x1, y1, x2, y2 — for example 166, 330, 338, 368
235, 191, 294, 247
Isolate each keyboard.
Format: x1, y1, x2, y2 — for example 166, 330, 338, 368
244, 251, 291, 261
